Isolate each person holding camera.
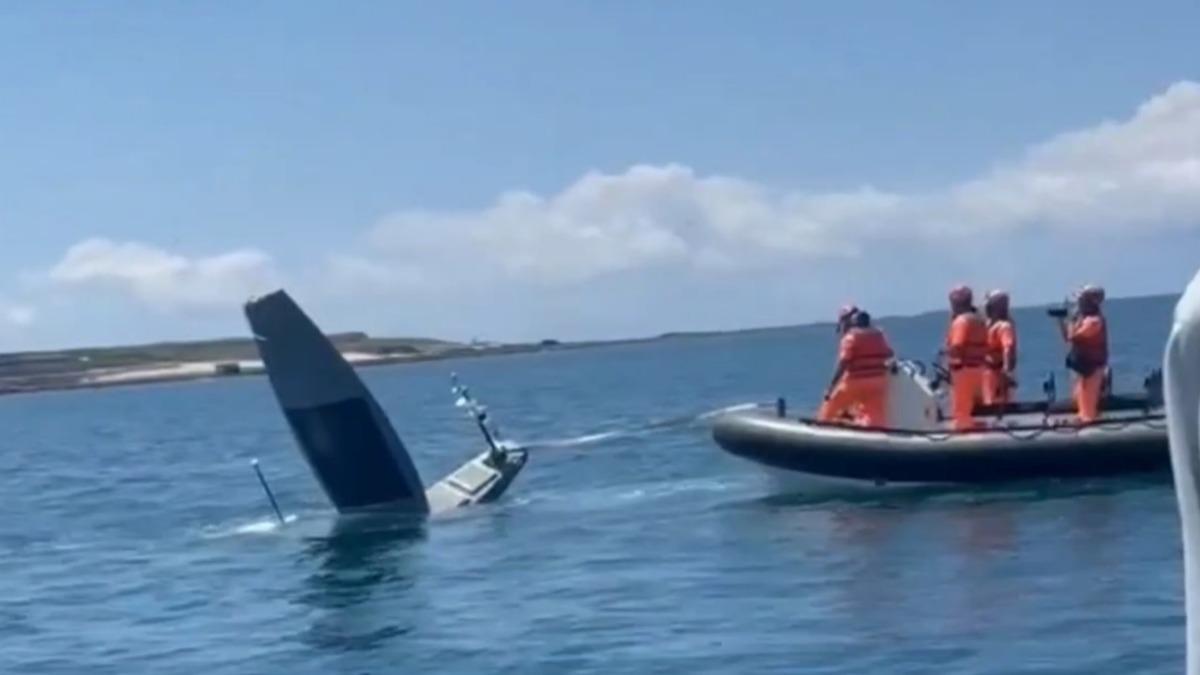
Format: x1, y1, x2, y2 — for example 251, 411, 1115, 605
1056, 285, 1108, 423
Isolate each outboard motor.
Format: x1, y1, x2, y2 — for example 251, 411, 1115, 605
1042, 372, 1057, 424
1145, 368, 1164, 410
886, 360, 942, 431
1042, 372, 1057, 402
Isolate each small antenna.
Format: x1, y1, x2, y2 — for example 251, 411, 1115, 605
251, 458, 285, 525
450, 374, 504, 460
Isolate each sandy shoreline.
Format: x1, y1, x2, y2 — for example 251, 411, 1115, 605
0, 343, 558, 397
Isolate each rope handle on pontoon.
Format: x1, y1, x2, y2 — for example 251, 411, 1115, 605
796, 413, 1166, 442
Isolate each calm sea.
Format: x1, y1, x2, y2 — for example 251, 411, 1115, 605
0, 295, 1184, 673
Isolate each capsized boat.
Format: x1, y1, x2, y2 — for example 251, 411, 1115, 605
712, 360, 1168, 489
244, 289, 527, 517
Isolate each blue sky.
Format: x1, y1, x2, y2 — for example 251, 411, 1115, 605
0, 1, 1197, 350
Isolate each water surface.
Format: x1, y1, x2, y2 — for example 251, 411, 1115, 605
0, 295, 1183, 673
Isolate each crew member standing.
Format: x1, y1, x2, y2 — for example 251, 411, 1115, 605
944, 285, 988, 430
819, 307, 895, 427
983, 290, 1018, 406
1058, 285, 1108, 423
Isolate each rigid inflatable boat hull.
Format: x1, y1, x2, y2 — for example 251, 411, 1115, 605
714, 411, 1169, 487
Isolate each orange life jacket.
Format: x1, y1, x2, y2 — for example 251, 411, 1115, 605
839, 327, 894, 380
946, 312, 988, 369
1067, 315, 1108, 376
985, 320, 1017, 371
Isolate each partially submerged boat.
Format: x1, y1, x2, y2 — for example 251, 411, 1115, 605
244, 289, 527, 517
713, 360, 1168, 490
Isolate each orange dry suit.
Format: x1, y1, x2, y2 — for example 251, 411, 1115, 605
1066, 315, 1108, 423
819, 327, 895, 427
945, 312, 988, 430
983, 319, 1017, 406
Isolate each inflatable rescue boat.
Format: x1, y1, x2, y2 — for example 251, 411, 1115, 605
712, 361, 1168, 489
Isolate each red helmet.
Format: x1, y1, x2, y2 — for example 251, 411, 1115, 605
984, 289, 1010, 313
948, 285, 973, 307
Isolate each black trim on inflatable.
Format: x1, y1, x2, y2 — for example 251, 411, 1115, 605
796, 413, 1166, 437
972, 392, 1157, 418
713, 411, 1170, 485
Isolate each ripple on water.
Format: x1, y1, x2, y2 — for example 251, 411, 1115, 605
0, 298, 1187, 673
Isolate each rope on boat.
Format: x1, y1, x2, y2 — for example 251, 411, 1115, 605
798, 413, 1166, 443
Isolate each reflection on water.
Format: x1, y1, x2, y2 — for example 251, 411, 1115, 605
295, 515, 427, 653
948, 500, 1021, 639
956, 501, 1018, 556
743, 480, 1147, 654
1066, 490, 1124, 614
825, 503, 913, 643
2, 293, 1183, 673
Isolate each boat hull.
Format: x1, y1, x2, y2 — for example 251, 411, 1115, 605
713, 411, 1169, 487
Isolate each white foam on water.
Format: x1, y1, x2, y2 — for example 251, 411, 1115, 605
201, 513, 300, 539
696, 402, 761, 419
522, 430, 627, 449
614, 477, 739, 502
515, 401, 767, 451
525, 476, 739, 514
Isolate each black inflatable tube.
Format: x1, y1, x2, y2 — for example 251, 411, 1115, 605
712, 411, 1170, 485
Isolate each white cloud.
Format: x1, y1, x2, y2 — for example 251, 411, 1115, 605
346, 80, 1200, 289
366, 169, 695, 284
942, 80, 1200, 233
17, 81, 1198, 345
322, 254, 428, 294
45, 238, 280, 311
0, 300, 35, 328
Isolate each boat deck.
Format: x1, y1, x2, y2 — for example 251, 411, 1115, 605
808, 394, 1162, 437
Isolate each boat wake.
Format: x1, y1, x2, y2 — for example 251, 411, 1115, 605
513, 401, 765, 451
517, 475, 745, 515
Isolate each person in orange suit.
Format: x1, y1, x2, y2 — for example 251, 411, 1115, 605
943, 285, 988, 430
1058, 285, 1108, 423
819, 307, 895, 427
982, 290, 1018, 406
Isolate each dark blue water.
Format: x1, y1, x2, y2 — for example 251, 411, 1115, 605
0, 296, 1185, 673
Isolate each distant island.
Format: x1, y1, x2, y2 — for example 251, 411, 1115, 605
0, 292, 1176, 396
0, 329, 660, 396
0, 332, 513, 396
